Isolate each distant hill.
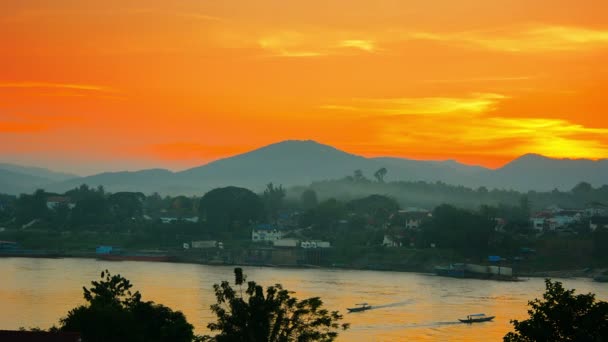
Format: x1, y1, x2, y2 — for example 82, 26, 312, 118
0, 168, 55, 195
0, 162, 78, 182
2, 140, 607, 195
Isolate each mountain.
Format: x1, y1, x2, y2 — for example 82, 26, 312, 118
488, 154, 608, 191
0, 168, 55, 195
2, 140, 607, 195
0, 162, 78, 182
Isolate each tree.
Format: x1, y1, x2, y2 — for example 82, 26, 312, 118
204, 268, 349, 342
373, 167, 388, 183
300, 189, 318, 210
504, 279, 608, 342
199, 187, 265, 237
353, 169, 366, 182
59, 270, 196, 342
262, 183, 286, 222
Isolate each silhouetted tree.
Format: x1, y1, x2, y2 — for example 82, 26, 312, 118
300, 189, 318, 210
373, 167, 387, 183
262, 183, 286, 222
59, 270, 196, 342
204, 268, 349, 342
199, 187, 265, 237
504, 279, 608, 342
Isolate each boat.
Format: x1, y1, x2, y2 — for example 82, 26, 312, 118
459, 313, 495, 323
347, 303, 371, 313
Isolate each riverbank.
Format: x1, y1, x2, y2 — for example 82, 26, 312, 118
2, 249, 605, 281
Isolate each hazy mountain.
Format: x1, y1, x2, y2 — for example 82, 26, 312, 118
0, 168, 55, 195
46, 169, 175, 194
0, 163, 78, 182
3, 140, 607, 195
486, 154, 608, 191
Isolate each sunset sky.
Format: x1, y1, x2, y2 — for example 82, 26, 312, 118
1, 0, 607, 175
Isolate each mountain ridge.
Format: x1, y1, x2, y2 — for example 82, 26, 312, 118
2, 140, 607, 195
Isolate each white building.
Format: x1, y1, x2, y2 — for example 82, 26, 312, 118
252, 224, 283, 242
300, 240, 331, 249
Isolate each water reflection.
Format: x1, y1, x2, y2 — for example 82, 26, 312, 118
1, 258, 607, 341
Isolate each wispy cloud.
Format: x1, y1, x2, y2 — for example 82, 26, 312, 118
0, 82, 115, 92
423, 76, 535, 84
257, 32, 376, 57
322, 93, 506, 116
405, 25, 608, 52
338, 39, 375, 52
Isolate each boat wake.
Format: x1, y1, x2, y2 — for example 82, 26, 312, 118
402, 321, 463, 329
369, 299, 415, 310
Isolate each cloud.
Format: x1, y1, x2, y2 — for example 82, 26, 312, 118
322, 93, 506, 116
257, 32, 376, 57
338, 39, 375, 52
405, 25, 608, 52
0, 82, 115, 92
375, 114, 608, 161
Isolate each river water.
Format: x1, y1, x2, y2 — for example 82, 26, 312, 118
1, 258, 607, 341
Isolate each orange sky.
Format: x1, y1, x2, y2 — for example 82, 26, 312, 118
1, 0, 607, 175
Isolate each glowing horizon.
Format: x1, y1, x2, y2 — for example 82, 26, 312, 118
1, 1, 607, 175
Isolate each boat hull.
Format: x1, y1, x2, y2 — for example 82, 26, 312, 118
459, 316, 495, 323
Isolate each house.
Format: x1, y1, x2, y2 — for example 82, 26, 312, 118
590, 217, 608, 231
46, 196, 75, 210
300, 240, 331, 248
531, 209, 583, 231
390, 210, 431, 230
383, 234, 402, 247
0, 330, 81, 342
273, 238, 299, 248
191, 240, 219, 249
251, 224, 283, 242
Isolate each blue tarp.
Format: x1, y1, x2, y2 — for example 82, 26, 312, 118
488, 255, 501, 262
96, 246, 113, 254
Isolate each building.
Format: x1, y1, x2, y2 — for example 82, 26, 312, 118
300, 240, 330, 248
383, 235, 402, 247
191, 240, 219, 249
46, 196, 75, 210
251, 224, 283, 242
590, 217, 608, 231
273, 238, 299, 248
391, 210, 431, 230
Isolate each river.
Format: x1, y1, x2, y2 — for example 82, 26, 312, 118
1, 258, 607, 341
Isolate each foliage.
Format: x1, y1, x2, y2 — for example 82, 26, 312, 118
373, 167, 387, 183
504, 279, 608, 342
420, 204, 495, 255
204, 268, 349, 342
346, 194, 399, 224
59, 270, 196, 342
199, 186, 265, 237
262, 183, 286, 222
299, 189, 318, 210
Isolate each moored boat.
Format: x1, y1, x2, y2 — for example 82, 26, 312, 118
459, 313, 495, 323
347, 303, 371, 312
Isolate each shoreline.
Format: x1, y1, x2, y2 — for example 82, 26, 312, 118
1, 252, 604, 281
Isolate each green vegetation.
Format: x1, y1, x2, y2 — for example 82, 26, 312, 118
0, 174, 607, 271
504, 279, 608, 342
58, 270, 196, 342
203, 268, 349, 342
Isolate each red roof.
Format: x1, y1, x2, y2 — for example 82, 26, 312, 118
0, 331, 81, 342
